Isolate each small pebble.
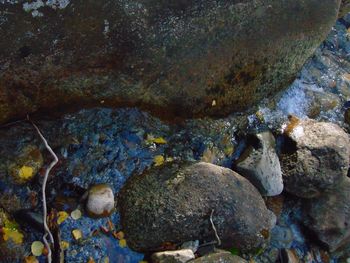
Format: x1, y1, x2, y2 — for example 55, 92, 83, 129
86, 184, 115, 217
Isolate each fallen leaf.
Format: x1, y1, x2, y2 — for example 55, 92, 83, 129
153, 155, 165, 166
60, 240, 70, 250
24, 256, 39, 263
70, 209, 82, 220
31, 241, 44, 256
57, 211, 69, 225
19, 165, 34, 180
119, 239, 127, 248
72, 229, 83, 240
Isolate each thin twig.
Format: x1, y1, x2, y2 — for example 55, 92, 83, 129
29, 116, 58, 263
210, 209, 221, 246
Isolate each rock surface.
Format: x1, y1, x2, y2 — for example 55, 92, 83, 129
85, 184, 115, 218
151, 249, 195, 263
235, 131, 283, 196
340, 0, 350, 17
119, 162, 275, 252
303, 177, 350, 252
189, 250, 247, 263
0, 0, 341, 123
280, 118, 350, 198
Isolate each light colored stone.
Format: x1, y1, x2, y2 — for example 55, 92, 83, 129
189, 250, 247, 263
151, 249, 195, 263
180, 240, 199, 253
86, 184, 115, 217
281, 118, 350, 198
235, 131, 283, 196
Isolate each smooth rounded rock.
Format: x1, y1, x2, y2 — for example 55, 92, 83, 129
119, 162, 275, 252
151, 249, 195, 263
0, 0, 341, 123
86, 184, 115, 218
280, 118, 350, 198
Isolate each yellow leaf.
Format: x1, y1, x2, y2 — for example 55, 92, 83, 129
57, 211, 69, 225
139, 261, 148, 263
2, 227, 24, 244
19, 165, 34, 180
24, 256, 39, 263
60, 240, 70, 250
119, 238, 127, 248
72, 229, 83, 240
153, 155, 165, 166
146, 135, 167, 144
87, 257, 95, 263
31, 241, 44, 256
153, 137, 167, 144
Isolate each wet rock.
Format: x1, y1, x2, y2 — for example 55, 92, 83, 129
180, 240, 199, 253
345, 108, 350, 125
280, 249, 300, 263
85, 184, 115, 218
303, 177, 350, 252
0, 0, 341, 123
235, 131, 283, 196
189, 250, 247, 263
119, 162, 275, 252
280, 118, 350, 198
7, 145, 43, 184
151, 249, 195, 263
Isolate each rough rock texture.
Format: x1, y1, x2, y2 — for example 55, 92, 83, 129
340, 0, 350, 17
189, 250, 247, 263
280, 118, 350, 198
118, 162, 275, 252
151, 249, 195, 263
303, 177, 350, 252
0, 0, 341, 123
235, 131, 283, 196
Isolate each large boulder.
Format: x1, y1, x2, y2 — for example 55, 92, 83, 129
303, 177, 350, 252
118, 162, 275, 252
280, 118, 350, 198
0, 0, 341, 123
235, 131, 283, 196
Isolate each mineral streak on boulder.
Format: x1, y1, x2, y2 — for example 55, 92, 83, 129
118, 162, 275, 252
0, 0, 341, 123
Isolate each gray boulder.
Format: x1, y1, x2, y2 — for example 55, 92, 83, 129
303, 177, 350, 252
280, 118, 350, 198
235, 131, 283, 196
0, 0, 341, 123
118, 162, 275, 252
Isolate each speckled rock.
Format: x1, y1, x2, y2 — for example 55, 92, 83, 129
280, 118, 350, 198
119, 162, 275, 252
303, 177, 350, 252
0, 0, 341, 123
189, 250, 247, 263
235, 131, 283, 196
85, 184, 115, 218
151, 249, 195, 263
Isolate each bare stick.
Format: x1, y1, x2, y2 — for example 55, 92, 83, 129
210, 209, 221, 246
29, 117, 58, 263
